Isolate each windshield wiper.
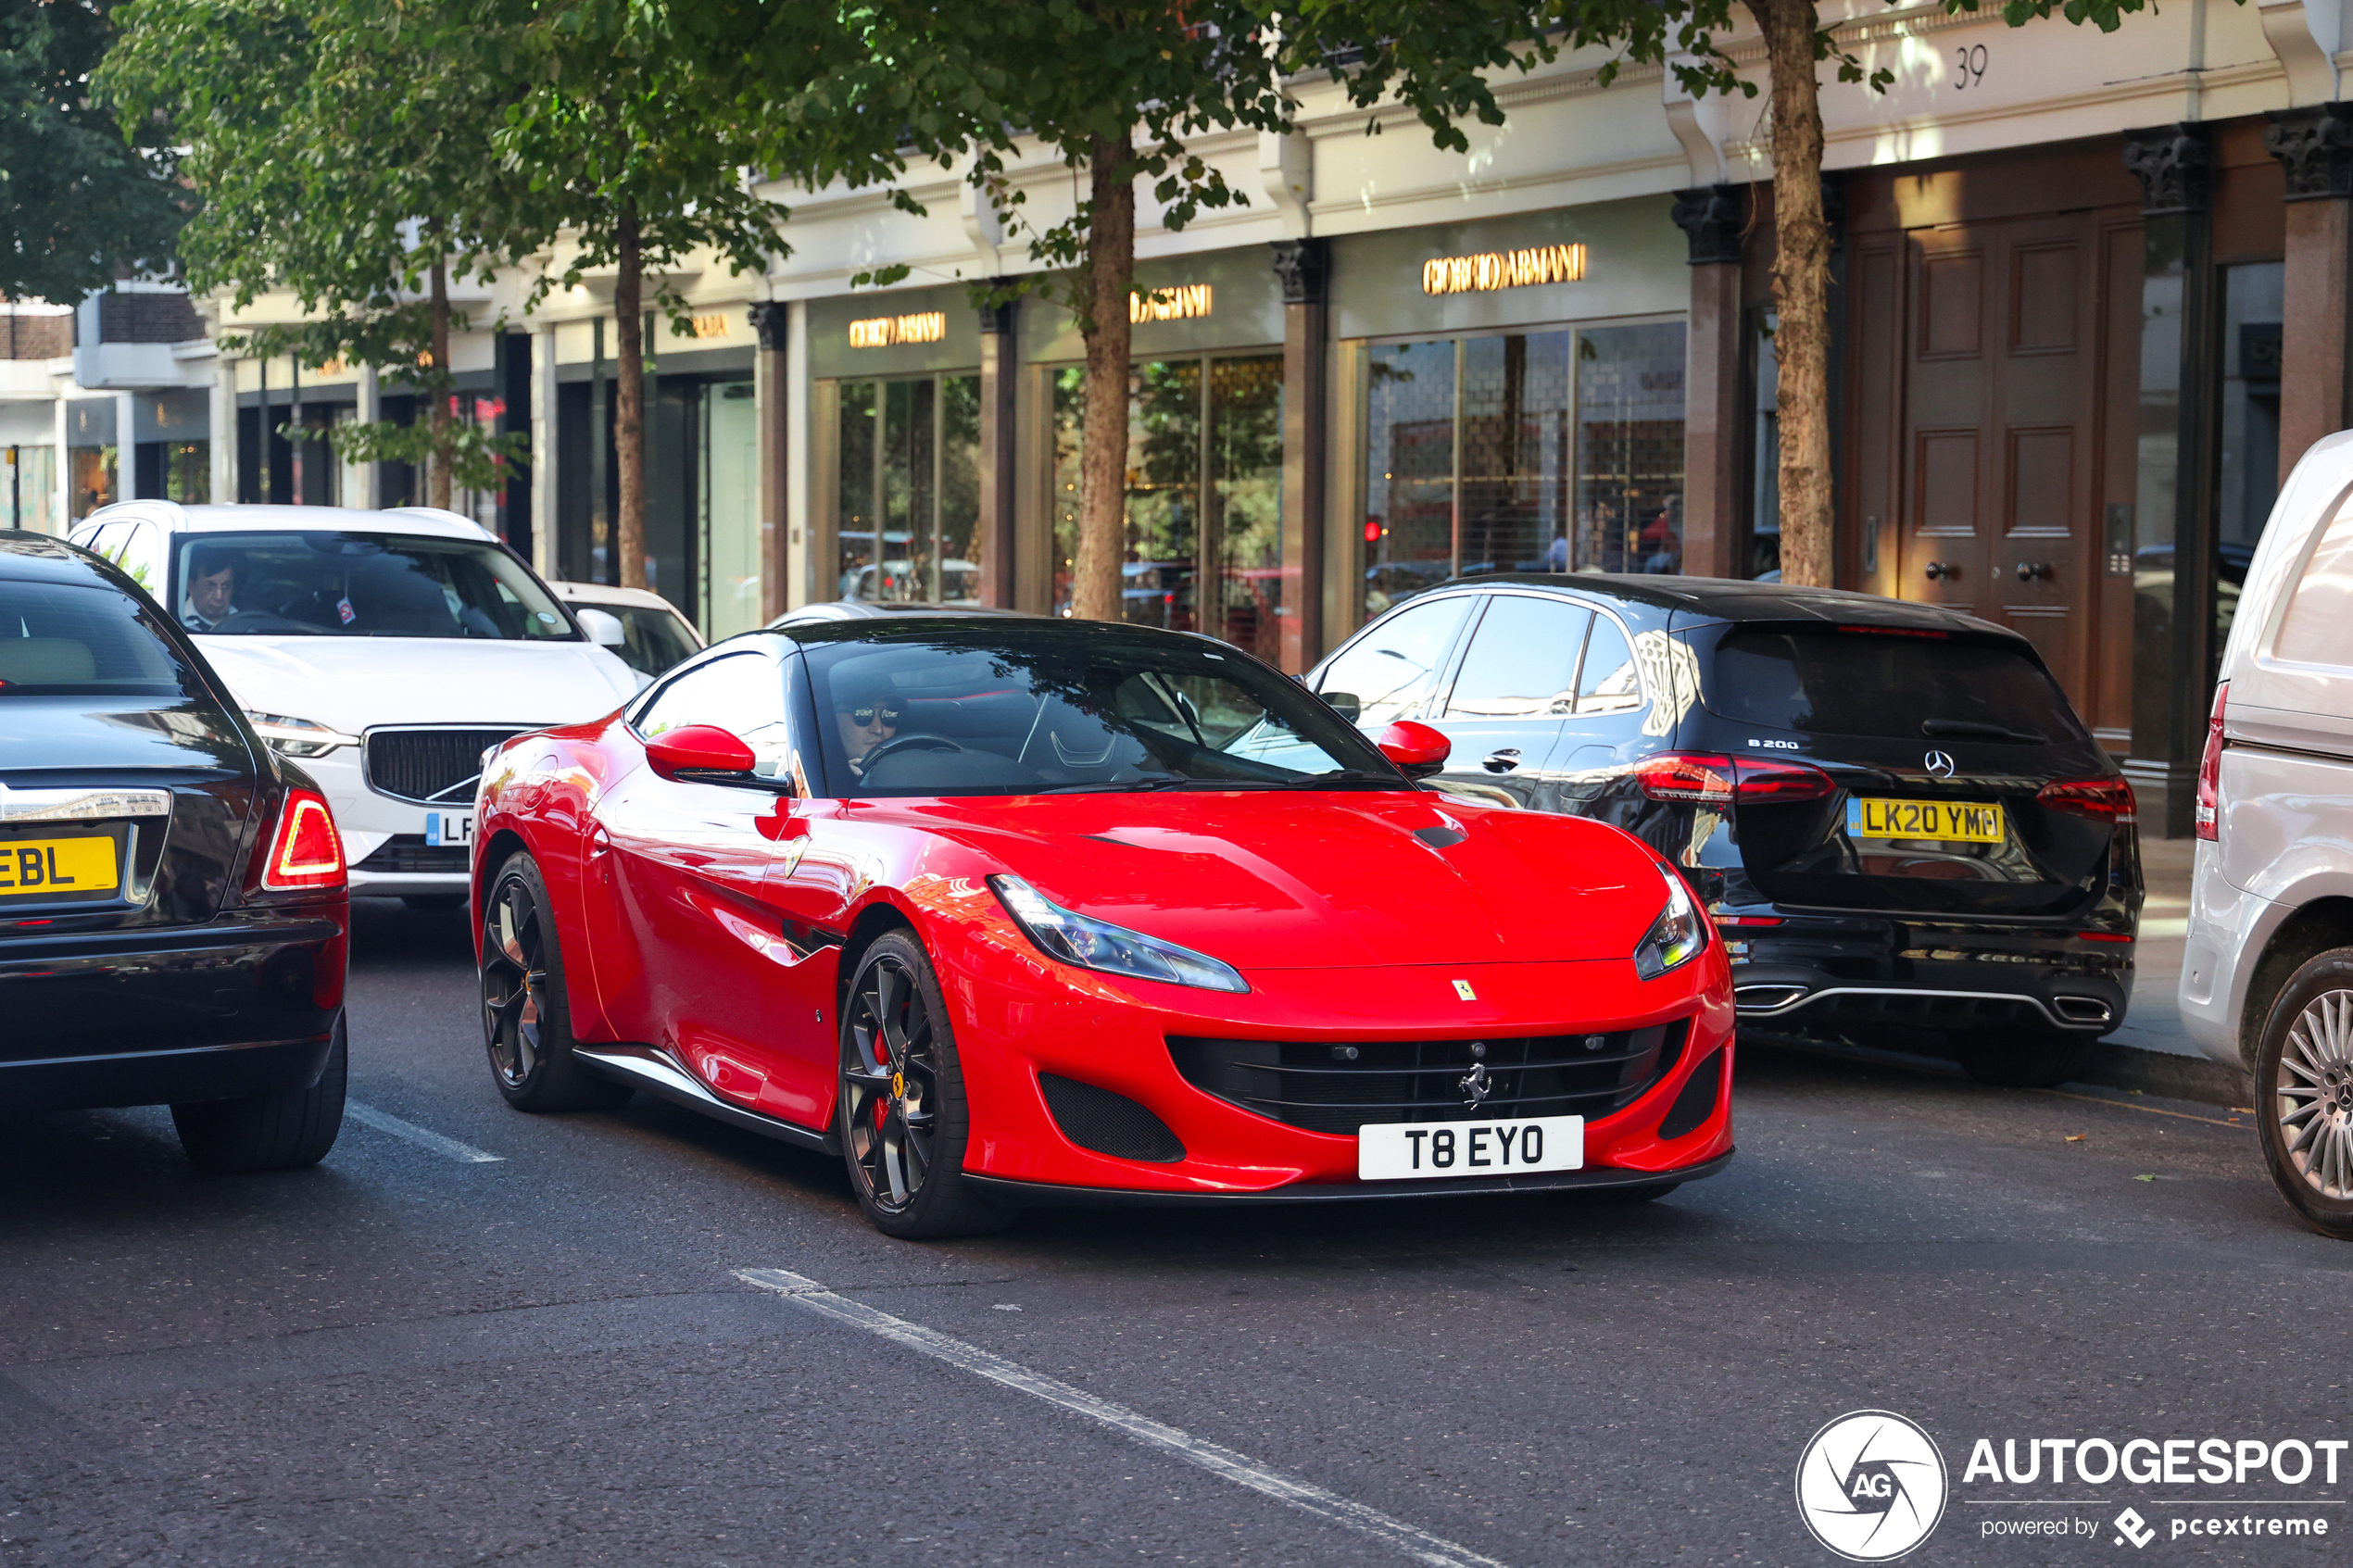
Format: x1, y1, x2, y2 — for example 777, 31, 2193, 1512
1287, 769, 1409, 789
1033, 775, 1288, 795
1921, 719, 2045, 744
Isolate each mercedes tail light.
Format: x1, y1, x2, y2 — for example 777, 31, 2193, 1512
1634, 754, 1733, 804
2036, 777, 2135, 821
2195, 683, 2227, 841
261, 787, 347, 891
1634, 753, 1834, 805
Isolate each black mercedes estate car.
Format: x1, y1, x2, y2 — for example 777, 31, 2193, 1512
1310, 574, 2143, 1086
0, 532, 348, 1170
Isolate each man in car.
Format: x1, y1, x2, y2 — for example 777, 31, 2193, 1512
180, 547, 238, 632
835, 676, 900, 779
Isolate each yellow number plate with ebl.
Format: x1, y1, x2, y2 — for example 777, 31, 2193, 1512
0, 835, 120, 899
1845, 797, 2005, 845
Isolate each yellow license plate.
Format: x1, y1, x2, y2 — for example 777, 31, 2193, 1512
1845, 797, 2005, 844
0, 835, 120, 899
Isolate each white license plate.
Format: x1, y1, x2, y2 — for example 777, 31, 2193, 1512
1357, 1115, 1584, 1181
425, 811, 473, 848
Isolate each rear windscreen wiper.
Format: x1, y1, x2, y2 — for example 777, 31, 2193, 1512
1921, 719, 2045, 744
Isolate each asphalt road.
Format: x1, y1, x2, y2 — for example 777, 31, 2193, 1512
5, 900, 2348, 1567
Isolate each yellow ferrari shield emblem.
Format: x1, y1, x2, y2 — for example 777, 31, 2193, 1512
1453, 979, 1477, 1001
890, 1071, 906, 1098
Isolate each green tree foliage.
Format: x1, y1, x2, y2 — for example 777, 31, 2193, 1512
481, 0, 787, 590
102, 0, 543, 501
0, 0, 185, 304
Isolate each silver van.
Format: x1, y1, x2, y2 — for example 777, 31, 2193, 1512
2182, 430, 2353, 1238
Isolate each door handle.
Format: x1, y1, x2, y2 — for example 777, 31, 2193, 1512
1482, 749, 1521, 773
2015, 560, 2053, 582
1924, 561, 1958, 581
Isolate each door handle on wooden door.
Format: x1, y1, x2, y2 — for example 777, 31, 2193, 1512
1924, 561, 1959, 581
2014, 560, 2053, 581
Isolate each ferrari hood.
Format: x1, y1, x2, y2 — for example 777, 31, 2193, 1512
195, 635, 642, 732
911, 792, 1673, 970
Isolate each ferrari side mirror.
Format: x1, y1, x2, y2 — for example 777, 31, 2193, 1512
1377, 720, 1450, 780
646, 723, 759, 781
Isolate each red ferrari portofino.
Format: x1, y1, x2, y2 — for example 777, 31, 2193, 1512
472, 618, 1734, 1236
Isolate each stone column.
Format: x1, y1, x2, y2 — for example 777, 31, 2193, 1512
52, 394, 69, 531
1271, 239, 1327, 671
2122, 123, 2220, 837
1670, 184, 1751, 582
2265, 104, 2353, 482
114, 390, 138, 501
785, 300, 812, 609
975, 282, 1021, 611
210, 358, 237, 506
526, 330, 554, 572
749, 301, 789, 621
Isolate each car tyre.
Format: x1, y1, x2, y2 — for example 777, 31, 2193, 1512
480, 851, 630, 1112
172, 1012, 347, 1173
837, 929, 1013, 1240
2253, 949, 2353, 1240
1952, 1028, 2091, 1088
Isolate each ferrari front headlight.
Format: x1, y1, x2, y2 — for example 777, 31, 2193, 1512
988, 873, 1249, 994
1633, 862, 1708, 980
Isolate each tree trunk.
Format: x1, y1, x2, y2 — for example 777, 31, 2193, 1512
1072, 132, 1135, 623
428, 253, 452, 512
614, 200, 647, 591
1759, 0, 1834, 589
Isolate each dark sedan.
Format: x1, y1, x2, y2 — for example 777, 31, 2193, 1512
1309, 574, 2143, 1086
0, 532, 348, 1171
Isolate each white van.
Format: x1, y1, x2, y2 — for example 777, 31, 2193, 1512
2180, 430, 2353, 1238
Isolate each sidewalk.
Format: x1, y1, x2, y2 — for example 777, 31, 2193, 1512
2079, 836, 2254, 1105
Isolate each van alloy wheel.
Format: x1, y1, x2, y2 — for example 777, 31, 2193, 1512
2278, 988, 2353, 1201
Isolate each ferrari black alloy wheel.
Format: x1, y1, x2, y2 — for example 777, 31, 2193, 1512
480, 852, 628, 1112
838, 929, 1011, 1239
2256, 949, 2353, 1239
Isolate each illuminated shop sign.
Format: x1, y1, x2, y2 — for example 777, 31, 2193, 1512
1131, 284, 1213, 323
1421, 244, 1587, 295
687, 314, 730, 339
849, 311, 946, 348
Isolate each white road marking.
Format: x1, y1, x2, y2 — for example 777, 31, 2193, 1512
736, 1267, 1510, 1568
345, 1102, 505, 1163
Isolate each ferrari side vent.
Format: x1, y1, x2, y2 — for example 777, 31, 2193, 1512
1038, 1073, 1186, 1163
1656, 1047, 1725, 1140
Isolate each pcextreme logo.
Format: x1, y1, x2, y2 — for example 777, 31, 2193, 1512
1795, 1410, 1951, 1562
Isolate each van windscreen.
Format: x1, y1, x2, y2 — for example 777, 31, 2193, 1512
1705, 629, 2086, 742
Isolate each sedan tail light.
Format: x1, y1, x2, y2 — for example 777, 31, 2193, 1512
2036, 777, 2135, 821
260, 787, 347, 891
1633, 753, 1834, 805
2195, 682, 2227, 841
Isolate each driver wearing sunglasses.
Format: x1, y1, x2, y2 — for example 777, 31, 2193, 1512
835, 678, 900, 777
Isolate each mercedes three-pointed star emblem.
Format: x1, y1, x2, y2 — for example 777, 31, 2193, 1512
1922, 750, 1956, 778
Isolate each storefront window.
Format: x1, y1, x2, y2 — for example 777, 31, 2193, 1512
1360, 321, 1687, 622
1050, 353, 1285, 659
3, 445, 57, 532
701, 381, 761, 639
837, 373, 981, 604
2216, 262, 2283, 647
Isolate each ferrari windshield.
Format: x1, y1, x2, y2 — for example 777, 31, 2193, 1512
170, 532, 577, 641
799, 624, 1401, 797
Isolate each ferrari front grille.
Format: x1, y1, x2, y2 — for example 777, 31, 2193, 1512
365, 728, 530, 806
1167, 1022, 1690, 1135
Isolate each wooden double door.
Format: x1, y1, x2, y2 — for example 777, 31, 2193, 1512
1846, 195, 2141, 737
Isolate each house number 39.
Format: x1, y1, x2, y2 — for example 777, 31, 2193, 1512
1954, 44, 1988, 88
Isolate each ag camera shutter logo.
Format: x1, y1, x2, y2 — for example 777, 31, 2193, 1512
1795, 1410, 1949, 1561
